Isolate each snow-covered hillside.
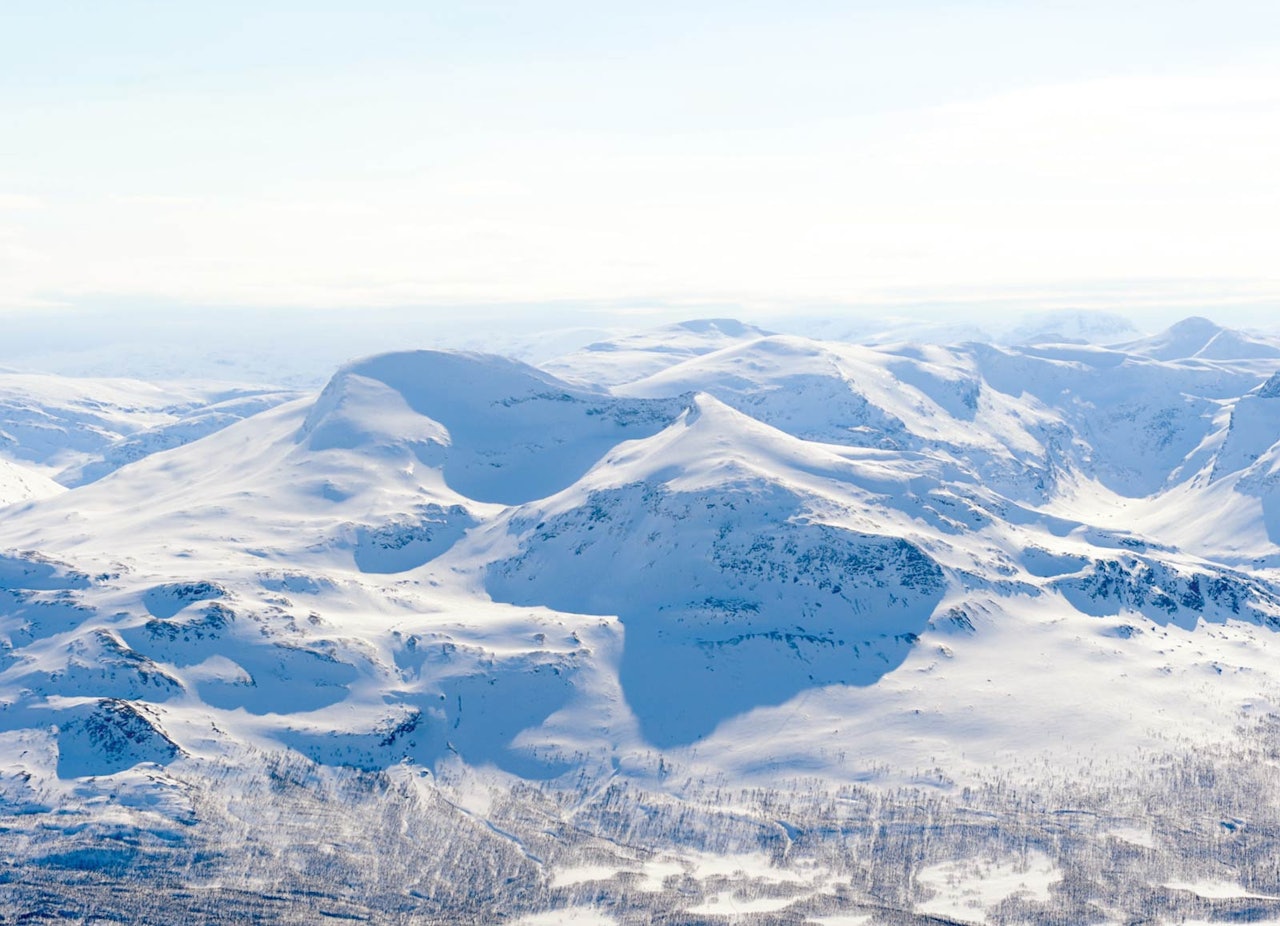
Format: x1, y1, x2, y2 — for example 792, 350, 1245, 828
0, 372, 300, 486
7, 315, 1280, 922
0, 458, 62, 505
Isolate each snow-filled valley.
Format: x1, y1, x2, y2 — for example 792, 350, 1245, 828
6, 315, 1280, 923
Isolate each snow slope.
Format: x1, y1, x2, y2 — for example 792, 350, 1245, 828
0, 458, 63, 506
0, 371, 298, 485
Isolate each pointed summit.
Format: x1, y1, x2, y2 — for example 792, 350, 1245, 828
1119, 316, 1280, 361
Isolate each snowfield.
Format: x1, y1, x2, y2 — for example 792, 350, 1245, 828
5, 314, 1280, 922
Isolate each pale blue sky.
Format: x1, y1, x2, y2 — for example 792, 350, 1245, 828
2, 1, 1279, 320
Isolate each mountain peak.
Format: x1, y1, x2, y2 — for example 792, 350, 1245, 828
1115, 315, 1280, 361
1167, 315, 1222, 338
672, 318, 769, 338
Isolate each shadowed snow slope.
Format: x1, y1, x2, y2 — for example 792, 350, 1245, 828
480, 396, 946, 745
303, 350, 688, 504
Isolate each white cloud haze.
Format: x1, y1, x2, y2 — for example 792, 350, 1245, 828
1, 1, 1278, 319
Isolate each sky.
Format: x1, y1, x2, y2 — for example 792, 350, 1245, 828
2, 1, 1280, 334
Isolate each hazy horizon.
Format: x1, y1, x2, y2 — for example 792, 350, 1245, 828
4, 1, 1279, 321
0, 300, 1276, 385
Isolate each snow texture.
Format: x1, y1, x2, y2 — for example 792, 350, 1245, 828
4, 314, 1280, 920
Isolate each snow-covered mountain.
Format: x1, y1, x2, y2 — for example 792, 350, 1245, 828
541, 317, 774, 387
1116, 314, 1280, 362
0, 371, 299, 486
7, 315, 1280, 921
1000, 308, 1142, 345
